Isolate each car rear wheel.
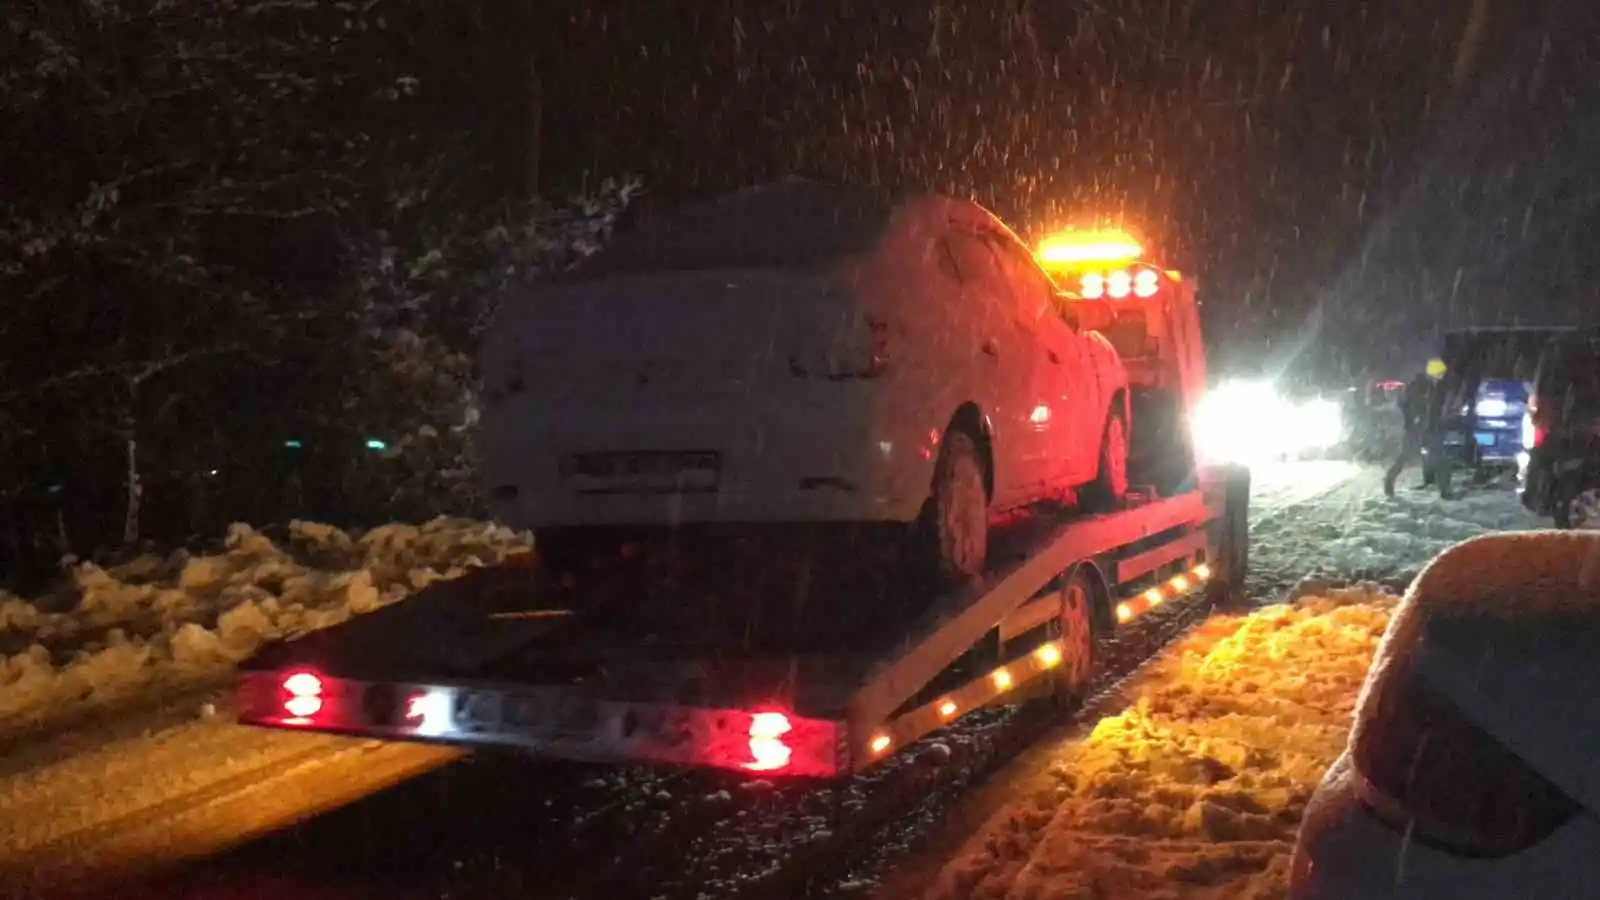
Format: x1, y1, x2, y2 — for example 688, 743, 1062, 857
1080, 411, 1129, 513
929, 429, 989, 582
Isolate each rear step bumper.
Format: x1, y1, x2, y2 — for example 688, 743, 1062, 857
236, 670, 846, 778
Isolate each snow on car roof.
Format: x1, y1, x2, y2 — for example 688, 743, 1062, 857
566, 179, 906, 279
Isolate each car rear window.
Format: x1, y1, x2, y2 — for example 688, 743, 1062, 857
564, 181, 897, 280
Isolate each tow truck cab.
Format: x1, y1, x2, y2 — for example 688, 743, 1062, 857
1035, 228, 1204, 495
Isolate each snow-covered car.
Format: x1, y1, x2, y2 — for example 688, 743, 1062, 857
1289, 532, 1600, 899
480, 180, 1131, 581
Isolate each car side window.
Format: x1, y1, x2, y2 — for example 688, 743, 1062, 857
944, 231, 1006, 294
985, 233, 1058, 328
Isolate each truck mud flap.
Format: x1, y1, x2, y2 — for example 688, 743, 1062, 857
1206, 463, 1250, 610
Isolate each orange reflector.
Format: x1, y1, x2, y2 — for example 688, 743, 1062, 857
1036, 643, 1062, 667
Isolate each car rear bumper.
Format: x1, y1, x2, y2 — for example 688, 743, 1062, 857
481, 385, 937, 528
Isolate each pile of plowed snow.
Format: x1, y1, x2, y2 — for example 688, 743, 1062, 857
0, 519, 530, 739
931, 585, 1397, 900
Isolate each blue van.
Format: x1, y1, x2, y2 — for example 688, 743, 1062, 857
1424, 327, 1570, 499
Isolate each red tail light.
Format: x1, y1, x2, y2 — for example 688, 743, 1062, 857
281, 670, 326, 722
1525, 396, 1549, 449
744, 711, 794, 772
1352, 662, 1578, 857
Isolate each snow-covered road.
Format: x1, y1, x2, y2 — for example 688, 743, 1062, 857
1246, 460, 1548, 595
891, 586, 1399, 900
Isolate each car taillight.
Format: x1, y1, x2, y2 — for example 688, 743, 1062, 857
281, 670, 326, 722
1352, 662, 1578, 857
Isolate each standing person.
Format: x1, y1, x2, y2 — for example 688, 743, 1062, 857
1384, 365, 1441, 497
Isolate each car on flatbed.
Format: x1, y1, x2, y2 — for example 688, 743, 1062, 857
480, 180, 1131, 582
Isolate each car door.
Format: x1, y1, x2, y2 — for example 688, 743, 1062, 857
942, 230, 1046, 500
985, 232, 1092, 485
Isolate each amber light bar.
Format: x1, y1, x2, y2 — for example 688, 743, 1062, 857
1036, 227, 1145, 267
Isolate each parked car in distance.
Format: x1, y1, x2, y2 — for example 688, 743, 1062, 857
1422, 326, 1563, 498
479, 180, 1131, 582
1521, 328, 1600, 528
1290, 531, 1600, 898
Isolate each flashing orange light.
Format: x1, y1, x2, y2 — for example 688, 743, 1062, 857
1035, 228, 1145, 267
992, 668, 1013, 690
869, 733, 892, 754
938, 699, 958, 717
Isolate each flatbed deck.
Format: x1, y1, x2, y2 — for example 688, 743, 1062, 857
238, 468, 1247, 777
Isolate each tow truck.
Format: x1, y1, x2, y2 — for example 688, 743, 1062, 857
235, 226, 1249, 779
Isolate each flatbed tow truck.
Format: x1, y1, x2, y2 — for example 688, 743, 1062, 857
235, 227, 1250, 780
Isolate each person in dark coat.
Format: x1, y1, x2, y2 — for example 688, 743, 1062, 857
1384, 369, 1438, 497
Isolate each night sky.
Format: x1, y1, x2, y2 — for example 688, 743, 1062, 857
523, 0, 1600, 380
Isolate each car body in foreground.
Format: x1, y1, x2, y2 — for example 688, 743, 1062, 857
1290, 530, 1600, 898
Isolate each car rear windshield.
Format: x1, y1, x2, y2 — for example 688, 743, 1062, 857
564, 181, 897, 280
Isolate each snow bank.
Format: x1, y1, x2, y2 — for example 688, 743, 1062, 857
931, 584, 1397, 900
0, 518, 531, 740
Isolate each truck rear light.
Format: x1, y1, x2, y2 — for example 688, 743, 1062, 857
281, 671, 326, 722
1352, 662, 1578, 857
745, 711, 794, 771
